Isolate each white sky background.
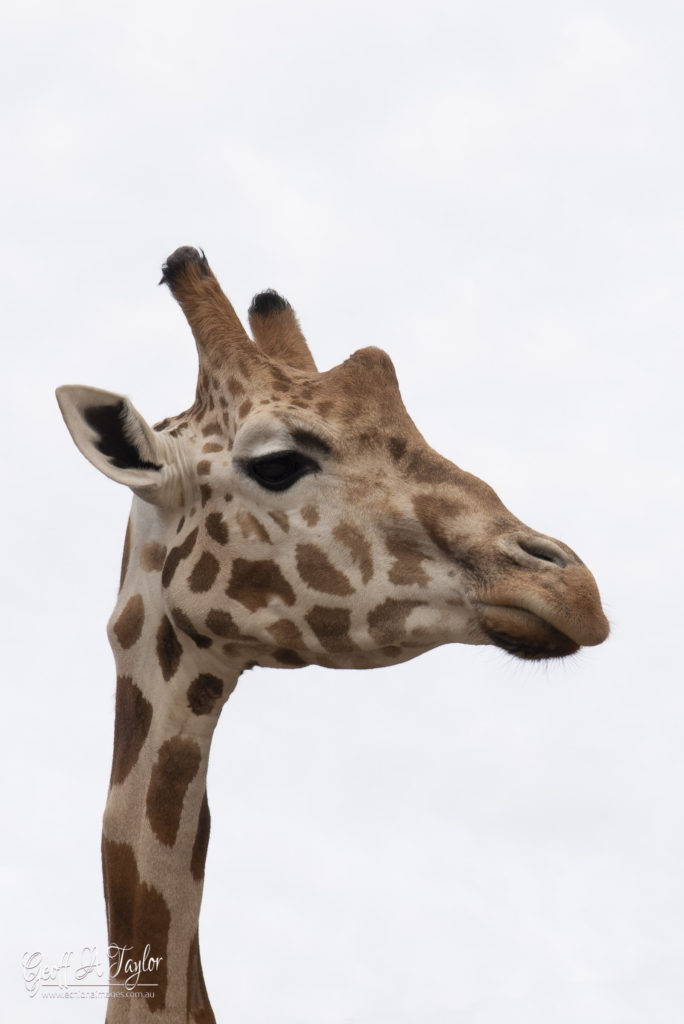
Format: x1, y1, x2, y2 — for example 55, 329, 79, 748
2, 0, 682, 1021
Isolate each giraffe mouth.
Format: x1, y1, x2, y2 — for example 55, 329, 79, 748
478, 605, 580, 660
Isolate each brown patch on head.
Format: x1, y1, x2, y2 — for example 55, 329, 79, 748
156, 615, 183, 681
101, 839, 170, 1008
238, 398, 253, 419
205, 512, 228, 545
296, 543, 355, 596
110, 676, 153, 786
237, 509, 271, 543
146, 736, 202, 846
388, 436, 408, 462
385, 530, 431, 587
188, 551, 220, 593
316, 400, 334, 418
333, 522, 374, 584
412, 494, 464, 558
113, 594, 145, 649
162, 528, 199, 588
305, 606, 356, 653
200, 484, 212, 508
190, 793, 211, 883
197, 460, 212, 476
140, 542, 167, 573
119, 519, 132, 591
202, 442, 222, 454
367, 598, 425, 646
301, 504, 320, 526
268, 510, 290, 532
227, 559, 296, 612
358, 428, 382, 450
187, 674, 224, 715
171, 607, 213, 648
289, 428, 332, 456
405, 447, 459, 484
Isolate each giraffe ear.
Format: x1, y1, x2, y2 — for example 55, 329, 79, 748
56, 385, 166, 496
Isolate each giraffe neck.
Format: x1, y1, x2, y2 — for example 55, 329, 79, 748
103, 514, 242, 1023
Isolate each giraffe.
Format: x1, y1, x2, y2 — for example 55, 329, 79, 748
56, 246, 609, 1023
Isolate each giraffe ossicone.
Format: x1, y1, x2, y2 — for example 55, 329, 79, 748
57, 246, 609, 1022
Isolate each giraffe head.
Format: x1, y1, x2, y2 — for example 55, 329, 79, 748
57, 246, 608, 678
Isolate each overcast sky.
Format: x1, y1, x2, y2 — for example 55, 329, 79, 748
3, 2, 683, 1022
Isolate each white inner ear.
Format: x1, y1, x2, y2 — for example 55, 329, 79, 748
117, 400, 163, 468
56, 384, 167, 498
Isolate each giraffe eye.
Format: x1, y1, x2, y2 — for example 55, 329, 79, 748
245, 451, 319, 492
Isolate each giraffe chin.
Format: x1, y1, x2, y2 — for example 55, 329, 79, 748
479, 605, 580, 661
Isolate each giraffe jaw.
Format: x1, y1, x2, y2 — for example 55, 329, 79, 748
477, 605, 581, 661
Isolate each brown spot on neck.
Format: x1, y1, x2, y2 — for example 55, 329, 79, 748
190, 793, 211, 884
171, 607, 213, 649
162, 528, 199, 588
109, 676, 153, 786
201, 420, 222, 437
205, 608, 240, 638
305, 606, 356, 653
267, 618, 305, 649
188, 551, 220, 592
140, 541, 167, 573
113, 594, 145, 649
205, 512, 228, 545
186, 931, 216, 1022
101, 839, 170, 1009
146, 736, 202, 846
156, 615, 183, 681
187, 674, 224, 715
272, 648, 307, 666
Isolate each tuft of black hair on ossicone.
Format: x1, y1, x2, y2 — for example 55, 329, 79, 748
159, 246, 208, 286
248, 289, 292, 318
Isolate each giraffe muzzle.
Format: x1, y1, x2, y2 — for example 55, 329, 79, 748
473, 532, 610, 658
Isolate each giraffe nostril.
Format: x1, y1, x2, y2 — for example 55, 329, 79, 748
502, 534, 572, 569
518, 538, 567, 567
